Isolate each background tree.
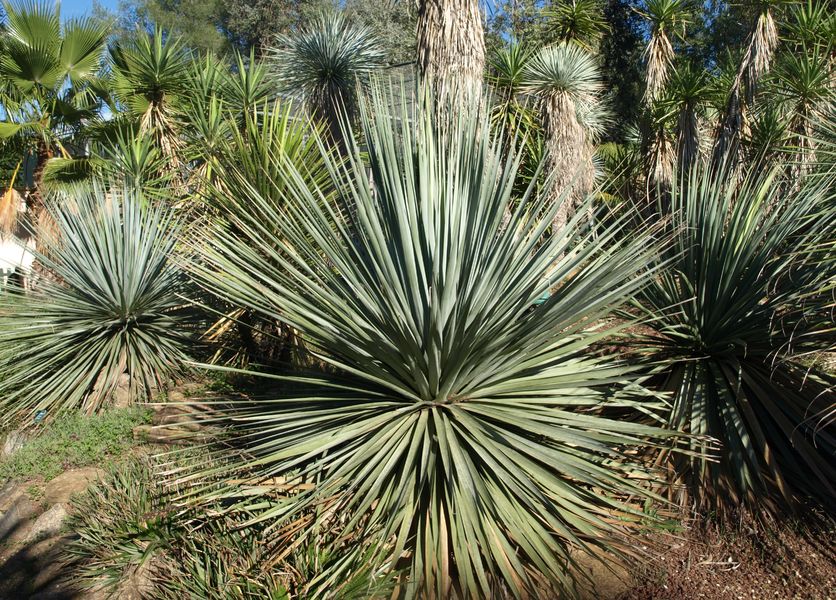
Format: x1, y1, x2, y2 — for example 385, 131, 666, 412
268, 10, 384, 151
0, 0, 108, 212
638, 0, 690, 105
598, 0, 645, 140
522, 42, 605, 232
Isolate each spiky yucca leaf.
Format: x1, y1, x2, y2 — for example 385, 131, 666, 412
0, 186, 190, 423
637, 164, 836, 513
187, 86, 679, 598
546, 0, 610, 51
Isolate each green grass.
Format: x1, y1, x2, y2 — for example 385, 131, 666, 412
0, 407, 152, 482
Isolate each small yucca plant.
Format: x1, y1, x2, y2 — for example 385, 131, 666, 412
187, 86, 680, 598
637, 164, 836, 514
0, 186, 190, 423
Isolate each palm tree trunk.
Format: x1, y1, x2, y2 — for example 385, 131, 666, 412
417, 0, 486, 105
677, 101, 700, 172
29, 141, 53, 215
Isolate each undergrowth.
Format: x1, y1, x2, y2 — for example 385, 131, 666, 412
0, 407, 151, 482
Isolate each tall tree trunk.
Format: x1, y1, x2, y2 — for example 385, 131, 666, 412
417, 0, 486, 105
543, 94, 593, 234
677, 101, 700, 172
29, 141, 53, 216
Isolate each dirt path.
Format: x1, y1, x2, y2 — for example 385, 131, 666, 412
0, 468, 104, 600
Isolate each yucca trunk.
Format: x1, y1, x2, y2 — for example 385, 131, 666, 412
677, 101, 700, 171
647, 125, 674, 192
417, 0, 486, 104
543, 94, 593, 232
713, 10, 778, 165
644, 30, 674, 104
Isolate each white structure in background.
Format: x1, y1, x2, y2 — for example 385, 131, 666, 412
0, 192, 35, 289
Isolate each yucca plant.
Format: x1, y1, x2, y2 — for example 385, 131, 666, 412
268, 10, 383, 151
636, 164, 836, 514
637, 0, 690, 105
659, 61, 711, 171
487, 43, 542, 195
713, 0, 784, 165
784, 0, 836, 49
521, 42, 606, 233
742, 105, 789, 162
108, 28, 191, 166
767, 45, 834, 167
186, 85, 680, 598
0, 186, 190, 423
546, 0, 610, 51
198, 100, 330, 367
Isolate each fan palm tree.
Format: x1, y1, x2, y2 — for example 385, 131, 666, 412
186, 85, 678, 598
417, 0, 486, 105
522, 42, 605, 233
0, 0, 107, 216
268, 10, 383, 152
637, 0, 689, 105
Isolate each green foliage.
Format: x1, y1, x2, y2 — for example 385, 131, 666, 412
488, 43, 543, 194
268, 10, 384, 145
0, 186, 191, 423
0, 0, 108, 195
67, 455, 184, 594
344, 0, 417, 65
546, 0, 610, 51
522, 41, 603, 100
188, 86, 679, 598
68, 454, 391, 599
637, 165, 836, 514
0, 407, 150, 481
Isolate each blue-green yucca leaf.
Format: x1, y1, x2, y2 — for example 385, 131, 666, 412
188, 84, 680, 598
0, 186, 192, 423
636, 163, 836, 514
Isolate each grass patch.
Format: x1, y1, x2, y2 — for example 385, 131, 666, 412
0, 407, 151, 482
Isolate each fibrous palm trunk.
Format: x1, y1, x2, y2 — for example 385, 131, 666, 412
417, 0, 486, 105
543, 94, 594, 233
677, 101, 700, 171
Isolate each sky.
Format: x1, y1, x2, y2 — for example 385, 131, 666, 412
59, 0, 119, 20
